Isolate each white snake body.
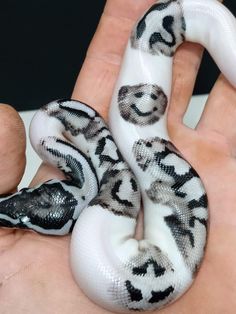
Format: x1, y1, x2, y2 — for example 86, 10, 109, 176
1, 0, 236, 312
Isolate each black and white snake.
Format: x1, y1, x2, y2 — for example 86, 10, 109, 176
1, 0, 236, 312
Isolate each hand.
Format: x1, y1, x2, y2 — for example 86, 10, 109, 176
1, 0, 236, 313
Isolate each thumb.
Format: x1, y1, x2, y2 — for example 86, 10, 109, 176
0, 104, 26, 194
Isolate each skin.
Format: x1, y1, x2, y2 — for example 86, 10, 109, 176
0, 0, 236, 313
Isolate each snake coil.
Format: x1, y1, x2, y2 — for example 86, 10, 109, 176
0, 0, 236, 312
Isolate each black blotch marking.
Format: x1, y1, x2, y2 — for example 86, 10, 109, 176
99, 169, 119, 187
151, 143, 199, 192
136, 0, 176, 39
189, 217, 207, 229
118, 84, 168, 126
136, 18, 147, 40
112, 180, 133, 207
130, 178, 138, 192
173, 189, 187, 198
83, 122, 109, 140
118, 86, 129, 100
165, 215, 195, 247
149, 286, 174, 303
132, 259, 166, 277
135, 92, 144, 98
58, 102, 94, 120
47, 99, 107, 139
188, 194, 208, 210
149, 15, 176, 50
131, 104, 153, 117
95, 135, 123, 165
43, 138, 99, 189
90, 169, 137, 219
45, 143, 83, 188
151, 93, 158, 100
57, 99, 99, 117
60, 106, 90, 119
146, 142, 152, 148
125, 280, 143, 302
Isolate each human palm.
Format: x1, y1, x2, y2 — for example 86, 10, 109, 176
1, 1, 236, 313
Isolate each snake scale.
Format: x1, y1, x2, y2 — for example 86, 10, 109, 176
1, 0, 236, 312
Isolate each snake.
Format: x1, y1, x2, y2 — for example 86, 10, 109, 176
0, 0, 236, 312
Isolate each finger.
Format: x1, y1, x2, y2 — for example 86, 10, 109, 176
0, 104, 26, 194
196, 75, 236, 142
168, 43, 204, 128
165, 43, 212, 172
29, 162, 65, 187
31, 0, 156, 187
72, 0, 156, 120
168, 0, 223, 140
166, 42, 205, 168
167, 74, 236, 174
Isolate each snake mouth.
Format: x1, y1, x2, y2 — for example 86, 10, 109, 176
131, 104, 154, 117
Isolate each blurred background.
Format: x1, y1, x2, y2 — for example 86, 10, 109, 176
0, 0, 235, 111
